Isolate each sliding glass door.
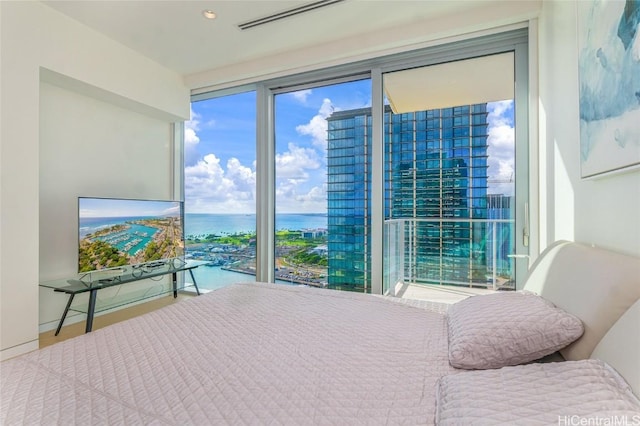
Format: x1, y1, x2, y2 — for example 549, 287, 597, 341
382, 49, 529, 293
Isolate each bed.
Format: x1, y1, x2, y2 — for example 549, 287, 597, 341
1, 241, 639, 425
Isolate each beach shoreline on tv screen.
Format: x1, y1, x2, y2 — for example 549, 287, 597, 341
78, 197, 184, 273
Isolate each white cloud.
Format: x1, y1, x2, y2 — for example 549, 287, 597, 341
276, 183, 326, 213
489, 122, 515, 149
276, 178, 300, 200
273, 143, 325, 213
296, 185, 326, 203
296, 98, 334, 148
273, 96, 354, 212
290, 89, 312, 103
226, 158, 255, 194
486, 100, 515, 195
487, 100, 512, 125
275, 143, 321, 179
184, 108, 201, 166
184, 153, 256, 213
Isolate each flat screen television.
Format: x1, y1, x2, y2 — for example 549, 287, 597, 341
78, 197, 184, 273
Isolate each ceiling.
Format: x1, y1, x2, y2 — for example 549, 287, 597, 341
41, 0, 496, 77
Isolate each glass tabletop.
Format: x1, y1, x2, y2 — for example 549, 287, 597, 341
40, 259, 207, 293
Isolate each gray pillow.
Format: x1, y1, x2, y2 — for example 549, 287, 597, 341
447, 291, 583, 369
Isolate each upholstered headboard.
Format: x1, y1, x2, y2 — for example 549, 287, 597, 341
522, 240, 640, 361
591, 298, 640, 397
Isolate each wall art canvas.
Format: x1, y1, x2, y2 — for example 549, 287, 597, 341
577, 0, 640, 178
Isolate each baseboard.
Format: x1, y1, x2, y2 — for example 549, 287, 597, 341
39, 312, 85, 334
1, 339, 39, 361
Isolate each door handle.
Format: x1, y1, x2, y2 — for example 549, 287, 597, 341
523, 201, 530, 247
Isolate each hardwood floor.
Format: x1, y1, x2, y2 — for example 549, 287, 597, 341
39, 293, 194, 349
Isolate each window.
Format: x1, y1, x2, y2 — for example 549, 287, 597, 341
183, 91, 257, 291
186, 29, 529, 295
274, 79, 372, 291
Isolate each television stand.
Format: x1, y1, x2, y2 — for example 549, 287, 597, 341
40, 261, 204, 336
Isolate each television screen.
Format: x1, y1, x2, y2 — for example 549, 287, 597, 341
78, 197, 184, 273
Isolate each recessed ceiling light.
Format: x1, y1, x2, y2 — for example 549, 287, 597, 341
202, 9, 216, 20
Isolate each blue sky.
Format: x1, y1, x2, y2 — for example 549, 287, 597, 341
185, 80, 514, 214
79, 198, 182, 218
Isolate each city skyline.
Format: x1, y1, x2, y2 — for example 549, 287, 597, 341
185, 82, 514, 214
325, 104, 514, 291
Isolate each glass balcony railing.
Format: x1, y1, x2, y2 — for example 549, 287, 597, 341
383, 218, 515, 295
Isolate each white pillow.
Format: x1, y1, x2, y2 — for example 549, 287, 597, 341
435, 359, 640, 425
447, 291, 583, 369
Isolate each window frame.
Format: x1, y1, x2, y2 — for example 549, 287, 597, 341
188, 28, 530, 293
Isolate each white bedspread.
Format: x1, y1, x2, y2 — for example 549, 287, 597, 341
1, 283, 453, 425
435, 359, 640, 424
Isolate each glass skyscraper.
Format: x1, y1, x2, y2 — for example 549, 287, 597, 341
326, 104, 512, 292
326, 108, 372, 292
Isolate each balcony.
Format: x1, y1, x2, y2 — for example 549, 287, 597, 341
384, 218, 515, 300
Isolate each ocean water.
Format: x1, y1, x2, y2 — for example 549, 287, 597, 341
185, 213, 327, 236
185, 213, 327, 290
189, 266, 298, 292
190, 266, 256, 291
79, 216, 162, 238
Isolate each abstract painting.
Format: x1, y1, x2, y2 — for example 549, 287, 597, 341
577, 0, 640, 178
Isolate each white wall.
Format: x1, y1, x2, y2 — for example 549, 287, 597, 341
38, 82, 177, 328
0, 1, 189, 359
537, 0, 640, 257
